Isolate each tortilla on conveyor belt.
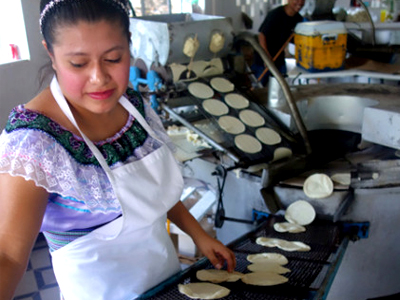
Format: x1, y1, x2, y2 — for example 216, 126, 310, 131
188, 82, 214, 99
255, 127, 281, 145
202, 99, 229, 116
284, 200, 316, 226
178, 282, 230, 299
256, 237, 311, 252
241, 272, 288, 286
196, 269, 243, 283
224, 93, 249, 109
239, 109, 265, 127
234, 134, 262, 154
246, 253, 289, 265
303, 173, 334, 199
247, 262, 291, 274
217, 115, 245, 134
210, 77, 234, 93
273, 222, 306, 233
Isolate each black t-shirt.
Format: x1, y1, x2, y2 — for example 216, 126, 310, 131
258, 6, 303, 68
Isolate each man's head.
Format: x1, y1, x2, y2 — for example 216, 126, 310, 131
286, 0, 305, 16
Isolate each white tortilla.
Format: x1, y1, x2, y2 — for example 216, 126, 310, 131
256, 237, 311, 252
246, 253, 288, 265
272, 147, 292, 161
274, 222, 306, 233
247, 262, 291, 274
202, 99, 229, 116
224, 93, 249, 109
284, 200, 316, 226
196, 269, 243, 283
218, 116, 246, 134
188, 82, 214, 99
178, 283, 230, 299
210, 77, 234, 93
331, 173, 351, 186
303, 173, 334, 199
234, 134, 262, 154
239, 109, 265, 127
255, 127, 282, 145
241, 272, 288, 286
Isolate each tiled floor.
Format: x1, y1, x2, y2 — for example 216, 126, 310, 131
13, 234, 60, 300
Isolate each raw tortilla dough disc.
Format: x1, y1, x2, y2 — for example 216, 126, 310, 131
272, 147, 292, 161
256, 237, 311, 252
202, 99, 229, 116
218, 116, 246, 134
274, 222, 306, 233
241, 272, 288, 286
178, 283, 230, 299
247, 262, 291, 274
246, 253, 288, 265
331, 173, 351, 186
209, 32, 225, 53
188, 82, 214, 99
303, 173, 334, 199
239, 109, 265, 127
234, 134, 262, 154
224, 93, 249, 109
196, 269, 243, 283
210, 77, 234, 93
255, 127, 282, 145
285, 200, 316, 226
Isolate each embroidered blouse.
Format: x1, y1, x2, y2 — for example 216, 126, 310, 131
0, 89, 173, 251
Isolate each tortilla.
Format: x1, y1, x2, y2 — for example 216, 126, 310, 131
246, 253, 288, 265
273, 222, 306, 233
239, 109, 265, 127
303, 173, 334, 199
183, 36, 200, 58
256, 237, 311, 252
241, 272, 288, 286
331, 173, 351, 186
247, 262, 291, 274
272, 147, 292, 161
218, 116, 245, 134
196, 269, 243, 283
209, 32, 225, 53
234, 134, 262, 154
255, 127, 282, 145
188, 82, 214, 99
285, 200, 316, 226
210, 77, 234, 93
178, 283, 230, 299
202, 99, 229, 116
224, 93, 249, 109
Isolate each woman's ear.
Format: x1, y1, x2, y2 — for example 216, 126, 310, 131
42, 40, 56, 70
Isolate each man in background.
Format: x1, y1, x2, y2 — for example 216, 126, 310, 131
258, 0, 305, 79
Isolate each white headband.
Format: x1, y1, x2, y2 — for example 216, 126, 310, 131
40, 0, 130, 31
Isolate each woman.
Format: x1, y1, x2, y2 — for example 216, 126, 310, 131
0, 0, 236, 299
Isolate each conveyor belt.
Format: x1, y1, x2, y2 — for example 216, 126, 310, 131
137, 216, 347, 300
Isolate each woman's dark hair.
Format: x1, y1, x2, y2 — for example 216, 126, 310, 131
40, 0, 131, 54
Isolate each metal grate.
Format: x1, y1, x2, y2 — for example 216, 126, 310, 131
138, 217, 344, 300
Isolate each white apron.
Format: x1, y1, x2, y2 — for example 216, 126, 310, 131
49, 77, 183, 300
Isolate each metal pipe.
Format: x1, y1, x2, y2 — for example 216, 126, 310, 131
357, 0, 376, 46
235, 31, 312, 155
162, 104, 241, 163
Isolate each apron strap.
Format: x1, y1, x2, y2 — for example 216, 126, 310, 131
50, 76, 164, 175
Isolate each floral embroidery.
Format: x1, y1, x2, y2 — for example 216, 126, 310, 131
5, 89, 147, 167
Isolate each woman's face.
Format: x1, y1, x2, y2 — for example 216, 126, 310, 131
47, 20, 131, 116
